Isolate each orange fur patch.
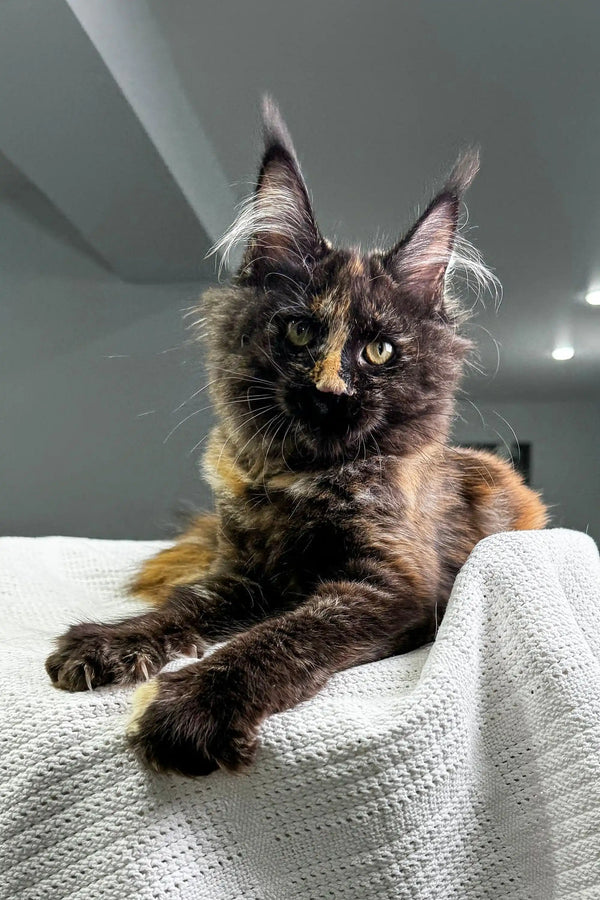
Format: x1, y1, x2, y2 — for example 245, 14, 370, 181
455, 448, 548, 533
364, 447, 443, 598
511, 482, 548, 531
203, 433, 249, 498
346, 254, 366, 278
312, 349, 347, 393
130, 514, 218, 605
310, 294, 350, 393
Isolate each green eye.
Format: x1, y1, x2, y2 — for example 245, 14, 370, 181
286, 320, 314, 347
364, 339, 393, 365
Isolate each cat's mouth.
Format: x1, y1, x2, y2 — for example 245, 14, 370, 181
283, 384, 367, 440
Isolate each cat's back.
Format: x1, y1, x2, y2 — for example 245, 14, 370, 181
446, 444, 548, 534
348, 444, 547, 601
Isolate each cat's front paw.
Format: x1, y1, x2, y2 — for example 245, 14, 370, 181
126, 664, 258, 777
45, 622, 170, 692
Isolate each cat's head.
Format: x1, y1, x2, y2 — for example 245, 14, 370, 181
202, 98, 490, 469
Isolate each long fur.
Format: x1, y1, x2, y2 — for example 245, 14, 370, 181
46, 101, 545, 777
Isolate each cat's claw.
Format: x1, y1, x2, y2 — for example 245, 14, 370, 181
45, 622, 167, 692
83, 663, 94, 692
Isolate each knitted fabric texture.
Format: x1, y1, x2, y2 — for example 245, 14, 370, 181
1, 529, 599, 899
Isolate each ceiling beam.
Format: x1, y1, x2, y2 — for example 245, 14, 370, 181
0, 0, 235, 282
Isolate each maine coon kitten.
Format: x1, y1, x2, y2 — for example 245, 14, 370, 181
46, 99, 547, 776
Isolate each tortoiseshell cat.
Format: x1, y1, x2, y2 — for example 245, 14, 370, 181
46, 100, 547, 776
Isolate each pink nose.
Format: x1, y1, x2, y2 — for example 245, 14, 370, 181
315, 374, 350, 395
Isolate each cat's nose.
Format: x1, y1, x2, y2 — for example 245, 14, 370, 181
315, 373, 351, 395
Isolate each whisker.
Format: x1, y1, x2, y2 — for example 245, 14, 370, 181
163, 408, 209, 443
213, 367, 276, 387
230, 411, 283, 475
491, 410, 521, 464
172, 379, 220, 413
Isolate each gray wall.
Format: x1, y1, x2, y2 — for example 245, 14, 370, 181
1, 179, 598, 542
0, 181, 214, 540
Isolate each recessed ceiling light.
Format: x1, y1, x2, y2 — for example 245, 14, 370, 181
585, 289, 600, 306
552, 346, 574, 361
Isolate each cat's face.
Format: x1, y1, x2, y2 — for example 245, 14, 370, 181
203, 100, 479, 468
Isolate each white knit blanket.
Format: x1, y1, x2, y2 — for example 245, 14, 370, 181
1, 530, 600, 900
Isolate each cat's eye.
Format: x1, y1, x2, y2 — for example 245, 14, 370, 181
286, 320, 314, 347
363, 339, 394, 366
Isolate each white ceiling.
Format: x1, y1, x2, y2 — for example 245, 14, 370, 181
2, 0, 600, 400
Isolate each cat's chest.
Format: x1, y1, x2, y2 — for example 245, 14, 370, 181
219, 463, 396, 586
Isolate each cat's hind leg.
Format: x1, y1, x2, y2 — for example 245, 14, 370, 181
130, 513, 219, 605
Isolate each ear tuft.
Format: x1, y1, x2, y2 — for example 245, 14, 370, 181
382, 148, 481, 307
210, 97, 324, 280
261, 95, 301, 168
445, 147, 480, 197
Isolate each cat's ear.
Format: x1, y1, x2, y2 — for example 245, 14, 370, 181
236, 97, 325, 279
382, 149, 479, 306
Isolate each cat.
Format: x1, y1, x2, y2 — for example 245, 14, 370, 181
46, 98, 547, 776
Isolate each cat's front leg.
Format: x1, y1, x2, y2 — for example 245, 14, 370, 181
46, 573, 269, 692
127, 578, 429, 775
127, 661, 259, 776
45, 614, 202, 692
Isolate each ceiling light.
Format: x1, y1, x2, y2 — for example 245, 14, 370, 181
552, 346, 574, 361
585, 289, 600, 306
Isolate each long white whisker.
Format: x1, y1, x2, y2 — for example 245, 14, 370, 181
163, 408, 208, 443
172, 379, 220, 413
492, 410, 521, 464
